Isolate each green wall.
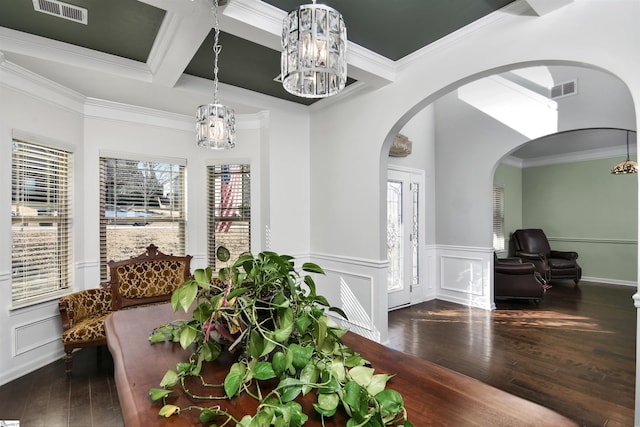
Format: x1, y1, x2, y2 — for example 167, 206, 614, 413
497, 157, 637, 282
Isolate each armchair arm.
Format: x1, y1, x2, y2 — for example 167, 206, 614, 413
550, 250, 578, 260
495, 262, 536, 276
497, 257, 522, 264
514, 251, 546, 261
58, 288, 113, 330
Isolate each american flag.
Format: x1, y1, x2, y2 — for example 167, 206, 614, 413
217, 165, 239, 233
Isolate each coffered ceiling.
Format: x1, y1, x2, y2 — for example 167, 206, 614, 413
0, 0, 516, 108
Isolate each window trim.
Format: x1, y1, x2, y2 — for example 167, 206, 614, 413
99, 155, 186, 280
11, 138, 74, 307
493, 185, 505, 251
207, 163, 251, 268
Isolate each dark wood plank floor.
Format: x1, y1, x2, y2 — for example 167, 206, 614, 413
0, 346, 123, 427
0, 280, 635, 426
388, 281, 637, 427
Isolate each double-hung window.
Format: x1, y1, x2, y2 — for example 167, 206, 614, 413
99, 156, 186, 279
11, 140, 73, 306
207, 164, 251, 268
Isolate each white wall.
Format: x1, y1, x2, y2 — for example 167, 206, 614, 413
0, 59, 313, 384
308, 0, 640, 338
0, 63, 85, 385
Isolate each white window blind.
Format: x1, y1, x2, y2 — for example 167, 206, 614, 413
99, 157, 185, 280
11, 140, 73, 305
208, 164, 251, 268
493, 186, 505, 251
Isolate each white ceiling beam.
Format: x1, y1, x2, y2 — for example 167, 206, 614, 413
524, 0, 574, 16
147, 11, 212, 87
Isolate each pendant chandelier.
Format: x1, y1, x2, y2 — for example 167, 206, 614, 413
610, 130, 637, 174
281, 0, 347, 98
196, 0, 236, 150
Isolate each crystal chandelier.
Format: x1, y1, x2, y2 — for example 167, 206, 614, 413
611, 130, 637, 174
281, 0, 347, 98
196, 0, 236, 149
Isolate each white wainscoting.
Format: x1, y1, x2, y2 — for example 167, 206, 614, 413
13, 313, 62, 357
311, 253, 388, 343
1, 300, 64, 386
434, 245, 494, 310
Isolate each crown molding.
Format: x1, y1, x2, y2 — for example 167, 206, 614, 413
0, 53, 85, 114
0, 27, 151, 82
397, 0, 531, 71
84, 97, 265, 131
520, 145, 633, 168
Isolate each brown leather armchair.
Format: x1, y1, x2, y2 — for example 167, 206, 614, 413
494, 253, 546, 302
511, 229, 581, 285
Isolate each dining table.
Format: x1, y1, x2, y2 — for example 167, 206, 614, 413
105, 303, 578, 427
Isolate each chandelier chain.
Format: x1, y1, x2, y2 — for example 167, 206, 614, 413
212, 0, 221, 104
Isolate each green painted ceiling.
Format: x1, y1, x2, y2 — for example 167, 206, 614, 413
0, 0, 515, 105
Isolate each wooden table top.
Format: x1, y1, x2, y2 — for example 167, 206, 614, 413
105, 303, 578, 427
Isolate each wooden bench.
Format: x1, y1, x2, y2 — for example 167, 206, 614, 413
58, 244, 192, 376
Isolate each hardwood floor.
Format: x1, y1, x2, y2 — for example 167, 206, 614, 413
0, 281, 634, 426
388, 281, 637, 427
0, 346, 122, 427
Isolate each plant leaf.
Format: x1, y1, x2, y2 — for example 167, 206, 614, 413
314, 295, 330, 307
289, 344, 313, 370
367, 373, 391, 396
249, 329, 265, 359
178, 281, 198, 312
349, 366, 374, 388
295, 315, 313, 335
224, 362, 246, 398
179, 325, 197, 349
148, 330, 165, 343
272, 351, 288, 375
149, 388, 172, 401
342, 381, 365, 416
375, 389, 405, 419
329, 306, 348, 320
194, 267, 212, 288
330, 360, 346, 383
316, 315, 327, 349
253, 361, 277, 380
274, 307, 294, 343
316, 392, 339, 413
299, 363, 318, 395
199, 407, 219, 423
303, 275, 317, 298
226, 287, 249, 300
159, 369, 179, 387
302, 262, 324, 274
158, 404, 180, 417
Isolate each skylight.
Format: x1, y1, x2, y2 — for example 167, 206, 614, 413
457, 74, 558, 139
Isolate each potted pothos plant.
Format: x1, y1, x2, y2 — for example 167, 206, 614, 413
148, 249, 413, 427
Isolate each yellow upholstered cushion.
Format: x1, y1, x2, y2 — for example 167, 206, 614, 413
115, 259, 187, 299
61, 313, 109, 345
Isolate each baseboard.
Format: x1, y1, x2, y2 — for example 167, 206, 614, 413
0, 350, 64, 387
581, 276, 637, 287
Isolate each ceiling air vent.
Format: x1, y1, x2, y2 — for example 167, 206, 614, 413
32, 0, 88, 25
550, 79, 577, 99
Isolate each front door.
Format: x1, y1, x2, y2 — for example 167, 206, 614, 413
387, 168, 423, 309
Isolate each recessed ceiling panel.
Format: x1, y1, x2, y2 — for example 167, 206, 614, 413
0, 0, 165, 63
262, 0, 515, 61
185, 30, 355, 105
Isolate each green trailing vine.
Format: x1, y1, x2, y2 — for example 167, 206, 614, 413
149, 250, 413, 427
